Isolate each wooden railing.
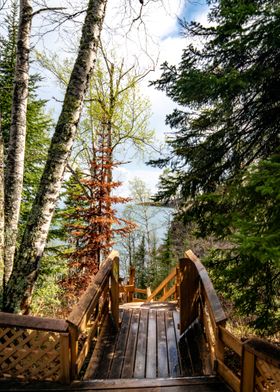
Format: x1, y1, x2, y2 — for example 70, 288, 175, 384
120, 267, 149, 302
120, 265, 179, 303
0, 312, 70, 382
67, 250, 119, 380
0, 250, 120, 384
146, 267, 179, 302
181, 249, 280, 392
0, 248, 279, 391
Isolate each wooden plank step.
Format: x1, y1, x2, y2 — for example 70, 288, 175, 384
0, 377, 232, 391
83, 316, 118, 380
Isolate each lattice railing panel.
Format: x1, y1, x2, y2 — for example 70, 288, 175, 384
256, 358, 280, 392
0, 327, 62, 381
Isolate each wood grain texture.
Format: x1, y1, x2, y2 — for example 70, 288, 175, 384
0, 313, 68, 333
85, 305, 196, 380
121, 310, 140, 378
147, 269, 176, 302
146, 309, 157, 379
184, 250, 226, 326
0, 376, 232, 391
157, 311, 168, 378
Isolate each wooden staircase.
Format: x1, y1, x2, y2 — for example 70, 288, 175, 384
0, 250, 279, 391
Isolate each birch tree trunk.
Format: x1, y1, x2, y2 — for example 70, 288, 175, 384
0, 117, 4, 273
3, 0, 32, 286
2, 0, 108, 313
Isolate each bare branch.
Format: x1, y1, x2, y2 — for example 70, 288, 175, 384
32, 7, 67, 18
0, 0, 8, 12
66, 164, 91, 199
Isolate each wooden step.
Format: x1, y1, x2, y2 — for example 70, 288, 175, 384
84, 306, 212, 380
0, 376, 231, 391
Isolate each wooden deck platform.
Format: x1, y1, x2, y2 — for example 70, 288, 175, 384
84, 302, 211, 380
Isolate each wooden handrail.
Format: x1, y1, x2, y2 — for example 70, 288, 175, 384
0, 313, 70, 383
0, 312, 68, 332
66, 250, 119, 380
67, 250, 119, 330
243, 338, 280, 368
185, 249, 226, 325
147, 267, 177, 302
181, 250, 280, 392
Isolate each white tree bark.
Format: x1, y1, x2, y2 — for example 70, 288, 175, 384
3, 0, 108, 313
3, 0, 32, 286
0, 118, 4, 273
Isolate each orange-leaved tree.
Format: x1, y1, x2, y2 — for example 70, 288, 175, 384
61, 127, 136, 303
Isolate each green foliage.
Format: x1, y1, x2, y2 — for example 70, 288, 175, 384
151, 0, 280, 199
122, 178, 162, 277
0, 2, 53, 311
134, 235, 147, 289
30, 254, 68, 317
151, 228, 175, 290
0, 2, 52, 229
203, 156, 280, 334
151, 0, 280, 334
0, 0, 18, 147
37, 50, 155, 164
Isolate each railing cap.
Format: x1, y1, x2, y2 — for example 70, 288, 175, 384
244, 338, 280, 368
0, 312, 68, 332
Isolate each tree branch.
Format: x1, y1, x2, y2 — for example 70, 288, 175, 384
32, 7, 66, 18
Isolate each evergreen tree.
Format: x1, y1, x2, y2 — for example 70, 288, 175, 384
151, 0, 280, 333
203, 156, 280, 334
134, 235, 147, 290
60, 137, 135, 302
151, 0, 280, 199
0, 0, 18, 150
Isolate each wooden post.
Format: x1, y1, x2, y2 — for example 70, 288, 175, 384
111, 256, 119, 330
179, 258, 199, 334
128, 266, 135, 302
175, 266, 180, 300
68, 324, 78, 380
241, 346, 255, 392
59, 333, 71, 383
215, 322, 226, 369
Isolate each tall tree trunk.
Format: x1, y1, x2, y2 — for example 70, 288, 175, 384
3, 0, 108, 313
3, 0, 32, 286
0, 116, 4, 273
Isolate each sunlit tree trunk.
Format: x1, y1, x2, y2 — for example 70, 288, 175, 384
3, 0, 108, 313
0, 117, 4, 273
3, 0, 32, 286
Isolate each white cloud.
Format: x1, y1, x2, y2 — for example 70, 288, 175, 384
29, 0, 210, 193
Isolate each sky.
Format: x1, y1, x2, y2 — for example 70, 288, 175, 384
1, 0, 209, 197
106, 0, 209, 196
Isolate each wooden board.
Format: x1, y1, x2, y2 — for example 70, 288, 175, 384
0, 377, 231, 391
0, 313, 68, 333
84, 304, 211, 381
179, 258, 199, 334
145, 309, 157, 379
184, 250, 227, 326
166, 311, 181, 377
83, 316, 118, 380
134, 309, 148, 378
157, 311, 169, 378
121, 310, 140, 378
109, 310, 132, 379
